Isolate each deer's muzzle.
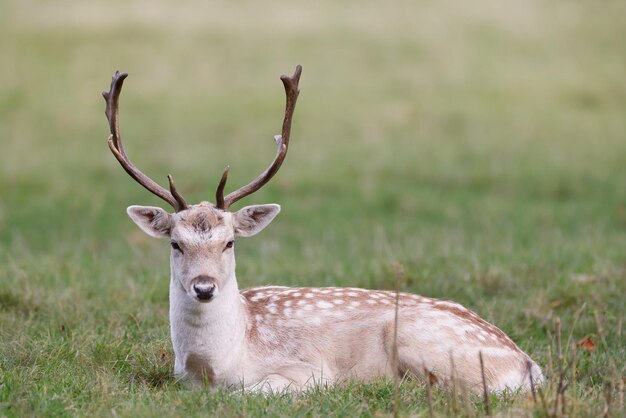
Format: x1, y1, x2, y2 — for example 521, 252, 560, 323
190, 275, 218, 302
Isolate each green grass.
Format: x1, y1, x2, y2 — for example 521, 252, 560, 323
1, 0, 625, 416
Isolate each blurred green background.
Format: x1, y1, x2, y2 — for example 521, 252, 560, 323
1, 0, 625, 416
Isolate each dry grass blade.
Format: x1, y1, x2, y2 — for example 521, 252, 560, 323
449, 352, 459, 415
553, 318, 564, 416
423, 364, 433, 418
479, 351, 491, 416
527, 360, 537, 404
391, 262, 403, 418
594, 310, 609, 351
604, 381, 612, 418
615, 365, 624, 412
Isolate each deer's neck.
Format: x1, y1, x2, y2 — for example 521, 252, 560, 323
169, 272, 247, 380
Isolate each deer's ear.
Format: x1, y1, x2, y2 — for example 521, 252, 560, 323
127, 206, 173, 238
233, 204, 281, 237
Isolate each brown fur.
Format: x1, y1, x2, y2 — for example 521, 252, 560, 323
178, 202, 224, 234
185, 353, 216, 385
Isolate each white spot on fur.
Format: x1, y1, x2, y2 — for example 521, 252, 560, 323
346, 292, 359, 297
436, 300, 464, 310
366, 299, 377, 305
350, 301, 361, 307
319, 308, 334, 316
305, 293, 314, 298
320, 289, 332, 294
333, 292, 344, 297
251, 292, 265, 302
297, 300, 308, 307
308, 316, 322, 326
284, 300, 293, 307
317, 301, 333, 309
292, 292, 302, 297
333, 299, 344, 305
267, 305, 278, 314
284, 307, 292, 316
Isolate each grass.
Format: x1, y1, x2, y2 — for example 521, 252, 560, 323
1, 0, 625, 416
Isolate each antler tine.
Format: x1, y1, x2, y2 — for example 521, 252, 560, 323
168, 174, 188, 210
216, 65, 302, 210
215, 165, 230, 210
103, 71, 188, 212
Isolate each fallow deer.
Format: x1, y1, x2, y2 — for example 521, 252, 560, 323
102, 66, 543, 393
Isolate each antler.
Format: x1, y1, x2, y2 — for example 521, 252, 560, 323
104, 66, 301, 212
215, 65, 302, 210
103, 71, 188, 212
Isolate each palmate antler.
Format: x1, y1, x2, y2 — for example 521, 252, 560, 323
102, 66, 302, 212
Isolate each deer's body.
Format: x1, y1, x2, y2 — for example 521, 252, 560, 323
103, 66, 543, 394
173, 282, 543, 392
156, 203, 542, 393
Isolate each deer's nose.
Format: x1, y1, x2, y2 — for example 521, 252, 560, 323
191, 275, 217, 301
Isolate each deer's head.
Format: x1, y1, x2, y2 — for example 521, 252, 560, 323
103, 66, 301, 303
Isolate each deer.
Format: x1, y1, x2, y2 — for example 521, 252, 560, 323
102, 65, 543, 394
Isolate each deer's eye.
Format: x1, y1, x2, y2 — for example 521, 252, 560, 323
224, 240, 235, 250
171, 241, 183, 253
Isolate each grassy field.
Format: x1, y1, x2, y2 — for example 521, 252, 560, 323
1, 0, 625, 416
